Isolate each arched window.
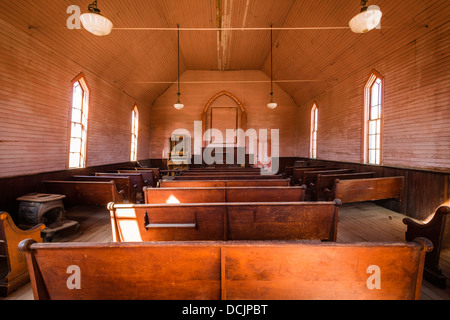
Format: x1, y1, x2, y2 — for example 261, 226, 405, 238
310, 103, 318, 159
130, 105, 139, 161
69, 74, 89, 168
364, 72, 383, 165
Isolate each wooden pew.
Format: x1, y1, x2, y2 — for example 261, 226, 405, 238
314, 172, 376, 201
189, 167, 261, 172
403, 205, 450, 288
70, 175, 136, 203
330, 176, 404, 203
283, 160, 311, 179
108, 201, 340, 242
302, 169, 354, 188
0, 212, 45, 296
291, 166, 327, 185
118, 170, 155, 188
143, 186, 306, 204
41, 181, 124, 207
173, 174, 283, 180
19, 237, 432, 300
96, 172, 147, 202
159, 179, 291, 188
180, 171, 260, 176
121, 167, 161, 180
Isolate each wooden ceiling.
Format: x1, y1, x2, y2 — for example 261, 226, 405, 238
0, 0, 443, 106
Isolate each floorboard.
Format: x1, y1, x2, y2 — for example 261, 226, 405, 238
1, 202, 449, 300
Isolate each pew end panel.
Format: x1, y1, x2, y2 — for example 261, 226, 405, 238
315, 172, 376, 201
403, 205, 450, 288
332, 176, 405, 204
41, 180, 125, 207
0, 212, 45, 296
18, 238, 433, 300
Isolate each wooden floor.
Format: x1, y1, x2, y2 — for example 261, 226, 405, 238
2, 202, 450, 300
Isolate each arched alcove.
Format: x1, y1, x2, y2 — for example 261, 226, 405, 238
201, 91, 247, 147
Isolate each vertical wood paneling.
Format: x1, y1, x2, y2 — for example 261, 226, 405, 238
148, 70, 298, 159
0, 17, 151, 178
296, 20, 450, 171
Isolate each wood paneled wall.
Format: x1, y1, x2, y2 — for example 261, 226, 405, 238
0, 17, 151, 179
295, 20, 450, 171
149, 70, 299, 160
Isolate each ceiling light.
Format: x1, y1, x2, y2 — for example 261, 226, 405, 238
174, 24, 184, 110
80, 0, 113, 36
267, 24, 277, 109
349, 1, 382, 33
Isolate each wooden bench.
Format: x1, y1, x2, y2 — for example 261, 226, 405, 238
41, 181, 124, 207
330, 176, 404, 203
313, 172, 376, 201
188, 167, 261, 172
403, 205, 450, 288
108, 201, 340, 242
159, 179, 291, 188
117, 170, 155, 188
180, 171, 261, 176
173, 174, 283, 180
96, 172, 148, 202
291, 166, 327, 185
121, 167, 161, 180
143, 186, 306, 204
302, 169, 354, 186
70, 175, 136, 203
0, 212, 45, 296
19, 237, 432, 300
283, 160, 312, 179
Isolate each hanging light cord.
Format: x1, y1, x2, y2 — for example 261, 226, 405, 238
177, 24, 181, 102
270, 24, 274, 101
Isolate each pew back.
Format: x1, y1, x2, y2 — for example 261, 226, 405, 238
41, 181, 124, 206
0, 212, 45, 296
303, 169, 353, 187
118, 170, 155, 188
159, 179, 290, 187
143, 187, 306, 204
70, 176, 136, 203
315, 172, 376, 201
291, 166, 327, 185
19, 238, 432, 300
333, 176, 405, 203
108, 201, 340, 242
173, 175, 282, 180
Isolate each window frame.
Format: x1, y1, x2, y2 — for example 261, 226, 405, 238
363, 71, 384, 165
130, 104, 139, 162
68, 73, 90, 169
310, 103, 318, 159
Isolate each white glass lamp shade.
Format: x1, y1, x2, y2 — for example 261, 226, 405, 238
267, 102, 278, 109
349, 8, 382, 33
80, 13, 113, 36
174, 102, 184, 110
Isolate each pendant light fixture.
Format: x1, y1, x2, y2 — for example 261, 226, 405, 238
267, 24, 277, 109
80, 0, 113, 36
349, 0, 382, 33
174, 24, 184, 110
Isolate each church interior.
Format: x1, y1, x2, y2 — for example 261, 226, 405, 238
0, 0, 449, 301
